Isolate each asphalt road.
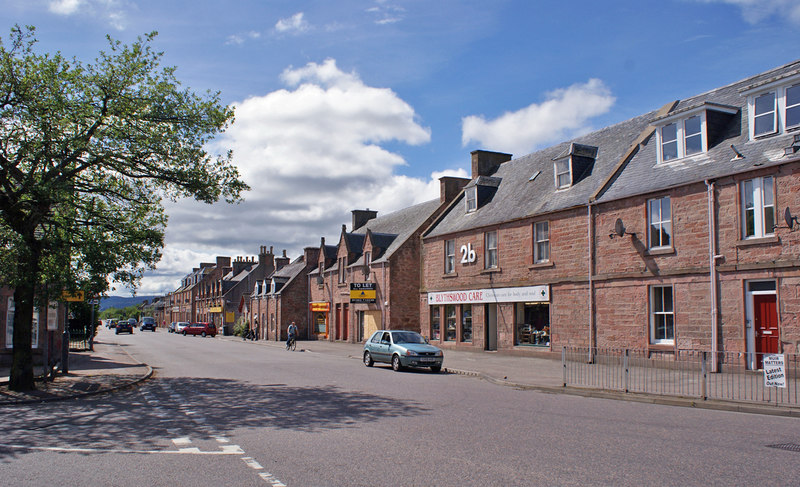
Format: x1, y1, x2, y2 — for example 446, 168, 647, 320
1, 327, 800, 486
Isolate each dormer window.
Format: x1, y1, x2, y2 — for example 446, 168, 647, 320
465, 187, 477, 213
743, 74, 800, 139
657, 113, 707, 163
555, 158, 571, 189
552, 142, 597, 190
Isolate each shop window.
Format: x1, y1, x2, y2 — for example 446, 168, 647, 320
431, 306, 440, 340
445, 304, 456, 341
517, 303, 550, 346
461, 305, 472, 343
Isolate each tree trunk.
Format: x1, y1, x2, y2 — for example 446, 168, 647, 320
9, 282, 36, 391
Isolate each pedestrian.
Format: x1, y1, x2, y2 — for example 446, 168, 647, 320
286, 321, 298, 348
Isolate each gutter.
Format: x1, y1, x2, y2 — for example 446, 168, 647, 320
706, 179, 722, 373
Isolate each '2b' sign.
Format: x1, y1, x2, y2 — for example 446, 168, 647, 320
460, 243, 476, 264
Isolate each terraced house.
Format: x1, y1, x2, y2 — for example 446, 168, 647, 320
420, 60, 800, 367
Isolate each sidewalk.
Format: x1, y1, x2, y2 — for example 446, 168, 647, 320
0, 339, 152, 405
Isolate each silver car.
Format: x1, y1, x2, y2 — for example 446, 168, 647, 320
363, 330, 443, 372
174, 322, 190, 333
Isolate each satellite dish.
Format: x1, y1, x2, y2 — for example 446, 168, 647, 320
614, 218, 626, 238
786, 207, 796, 230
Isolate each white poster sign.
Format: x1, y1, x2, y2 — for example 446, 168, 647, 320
763, 354, 787, 388
428, 285, 549, 305
5, 297, 13, 349
48, 302, 60, 331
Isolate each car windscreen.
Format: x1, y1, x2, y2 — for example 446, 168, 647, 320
391, 331, 425, 344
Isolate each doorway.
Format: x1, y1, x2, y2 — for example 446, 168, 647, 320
745, 280, 778, 370
484, 304, 497, 351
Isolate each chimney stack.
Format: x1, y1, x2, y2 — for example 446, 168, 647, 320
352, 209, 378, 231
439, 176, 470, 203
471, 150, 512, 178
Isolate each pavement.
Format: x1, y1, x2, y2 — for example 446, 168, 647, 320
2, 332, 799, 417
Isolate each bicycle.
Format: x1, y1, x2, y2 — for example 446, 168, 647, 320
286, 336, 296, 351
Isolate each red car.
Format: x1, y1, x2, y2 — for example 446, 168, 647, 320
183, 322, 216, 337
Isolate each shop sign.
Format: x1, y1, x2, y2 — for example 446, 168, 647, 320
209, 306, 223, 313
763, 354, 786, 388
61, 291, 84, 302
350, 283, 376, 303
428, 285, 549, 305
310, 302, 330, 312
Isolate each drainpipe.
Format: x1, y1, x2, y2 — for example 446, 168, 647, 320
706, 180, 721, 373
587, 203, 596, 363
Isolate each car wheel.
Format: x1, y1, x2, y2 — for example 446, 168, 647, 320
115, 330, 119, 335
430, 365, 442, 373
363, 351, 374, 367
391, 354, 403, 372
201, 331, 207, 337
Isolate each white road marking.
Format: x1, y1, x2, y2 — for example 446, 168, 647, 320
242, 457, 263, 469
171, 437, 192, 446
0, 444, 244, 455
215, 437, 230, 443
221, 445, 244, 454
258, 472, 287, 486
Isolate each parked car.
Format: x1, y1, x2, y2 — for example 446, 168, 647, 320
183, 322, 216, 337
174, 322, 190, 334
116, 320, 133, 334
363, 330, 443, 372
139, 316, 156, 331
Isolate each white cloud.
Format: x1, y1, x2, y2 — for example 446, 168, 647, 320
694, 0, 800, 25
145, 59, 441, 295
275, 12, 310, 34
226, 31, 262, 46
461, 79, 615, 156
366, 1, 406, 25
47, 0, 128, 30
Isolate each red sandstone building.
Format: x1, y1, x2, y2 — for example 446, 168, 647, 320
308, 177, 468, 342
420, 61, 800, 367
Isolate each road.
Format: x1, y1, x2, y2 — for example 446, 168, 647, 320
1, 327, 799, 486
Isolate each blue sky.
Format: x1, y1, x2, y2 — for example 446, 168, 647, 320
3, 0, 800, 295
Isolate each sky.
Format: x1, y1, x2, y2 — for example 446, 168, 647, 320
2, 0, 800, 296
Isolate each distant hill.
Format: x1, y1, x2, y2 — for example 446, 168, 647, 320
100, 295, 159, 312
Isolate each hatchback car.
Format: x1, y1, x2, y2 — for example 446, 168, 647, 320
115, 320, 133, 334
363, 330, 443, 372
183, 322, 216, 337
139, 316, 156, 331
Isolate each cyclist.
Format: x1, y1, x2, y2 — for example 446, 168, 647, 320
286, 321, 298, 349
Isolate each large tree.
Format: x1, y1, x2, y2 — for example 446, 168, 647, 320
0, 26, 248, 391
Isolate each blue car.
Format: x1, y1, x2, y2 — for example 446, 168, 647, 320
363, 330, 443, 373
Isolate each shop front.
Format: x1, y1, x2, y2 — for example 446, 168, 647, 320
310, 302, 329, 339
427, 285, 550, 350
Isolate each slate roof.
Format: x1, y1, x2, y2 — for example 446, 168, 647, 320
597, 59, 800, 203
353, 198, 441, 262
425, 111, 658, 238
269, 257, 307, 294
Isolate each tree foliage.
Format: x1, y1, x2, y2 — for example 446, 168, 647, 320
0, 26, 248, 390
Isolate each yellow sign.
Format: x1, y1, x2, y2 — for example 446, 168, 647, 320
350, 283, 376, 303
209, 306, 223, 313
310, 302, 330, 312
61, 291, 84, 302
225, 312, 235, 323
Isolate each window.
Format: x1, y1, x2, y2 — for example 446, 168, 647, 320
484, 231, 498, 269
338, 257, 346, 283
431, 306, 440, 340
465, 187, 477, 213
461, 305, 472, 342
650, 286, 674, 345
787, 84, 800, 130
660, 123, 678, 161
741, 177, 775, 239
364, 251, 371, 280
657, 112, 707, 162
753, 91, 777, 137
445, 304, 456, 341
648, 196, 672, 249
533, 221, 549, 263
444, 239, 455, 274
555, 159, 571, 189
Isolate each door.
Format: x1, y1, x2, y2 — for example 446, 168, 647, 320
363, 311, 381, 342
754, 294, 779, 369
485, 304, 497, 351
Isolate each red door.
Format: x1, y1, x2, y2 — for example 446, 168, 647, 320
754, 294, 779, 369
343, 304, 349, 341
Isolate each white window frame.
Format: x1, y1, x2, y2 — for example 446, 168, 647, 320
647, 196, 672, 250
656, 112, 707, 163
465, 187, 477, 213
444, 239, 455, 274
484, 231, 498, 269
533, 221, 549, 263
650, 285, 675, 345
746, 77, 800, 139
338, 257, 346, 283
741, 176, 775, 239
554, 159, 571, 189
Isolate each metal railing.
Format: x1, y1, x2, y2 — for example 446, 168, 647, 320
562, 347, 800, 408
68, 324, 93, 351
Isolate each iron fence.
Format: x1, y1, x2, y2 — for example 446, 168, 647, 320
68, 323, 93, 351
562, 347, 800, 408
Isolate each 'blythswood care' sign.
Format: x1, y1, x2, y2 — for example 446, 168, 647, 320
428, 285, 549, 305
